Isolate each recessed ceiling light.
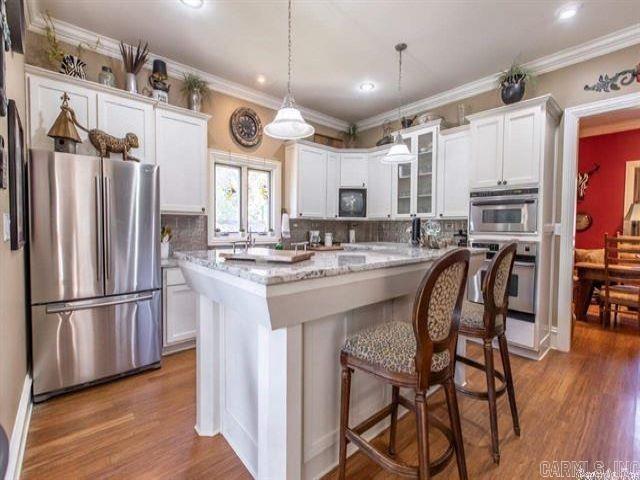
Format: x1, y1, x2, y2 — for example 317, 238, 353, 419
256, 74, 266, 85
556, 3, 580, 20
181, 0, 204, 8
359, 82, 375, 92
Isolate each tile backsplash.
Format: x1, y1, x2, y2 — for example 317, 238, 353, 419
161, 214, 208, 252
288, 219, 468, 245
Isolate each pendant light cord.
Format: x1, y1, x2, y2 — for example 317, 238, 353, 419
397, 47, 403, 120
287, 0, 292, 98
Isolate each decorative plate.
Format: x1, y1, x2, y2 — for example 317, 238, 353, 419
230, 107, 262, 147
576, 212, 593, 232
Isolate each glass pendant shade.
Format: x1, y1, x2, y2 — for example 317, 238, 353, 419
264, 94, 315, 140
381, 133, 414, 164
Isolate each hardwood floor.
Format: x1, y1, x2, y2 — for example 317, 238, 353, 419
22, 317, 640, 479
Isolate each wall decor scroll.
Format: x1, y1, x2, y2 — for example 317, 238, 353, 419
584, 62, 640, 93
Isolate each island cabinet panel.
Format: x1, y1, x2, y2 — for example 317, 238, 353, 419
437, 128, 470, 218
340, 153, 368, 187
367, 152, 393, 219
285, 143, 328, 218
470, 115, 504, 189
155, 108, 208, 213
97, 93, 155, 164
326, 152, 340, 218
27, 74, 98, 155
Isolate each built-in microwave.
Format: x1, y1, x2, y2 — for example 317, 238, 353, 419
469, 188, 538, 235
339, 188, 367, 217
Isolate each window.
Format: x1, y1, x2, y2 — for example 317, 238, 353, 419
211, 151, 281, 243
248, 169, 271, 232
214, 164, 241, 233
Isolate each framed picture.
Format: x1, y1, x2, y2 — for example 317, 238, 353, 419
8, 99, 25, 250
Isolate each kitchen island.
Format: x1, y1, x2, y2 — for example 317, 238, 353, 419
177, 244, 483, 480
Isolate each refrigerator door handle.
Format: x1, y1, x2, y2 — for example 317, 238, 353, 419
46, 292, 155, 314
95, 175, 103, 283
104, 176, 111, 280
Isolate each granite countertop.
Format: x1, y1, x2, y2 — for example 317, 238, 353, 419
175, 244, 483, 286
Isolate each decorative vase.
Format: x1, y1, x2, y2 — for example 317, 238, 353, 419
98, 66, 116, 87
501, 79, 526, 104
161, 241, 170, 259
125, 72, 138, 94
59, 55, 87, 79
188, 90, 202, 112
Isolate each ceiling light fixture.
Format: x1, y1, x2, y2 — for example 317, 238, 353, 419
382, 43, 415, 164
264, 0, 314, 141
359, 82, 375, 92
557, 3, 580, 20
180, 0, 204, 8
256, 74, 267, 84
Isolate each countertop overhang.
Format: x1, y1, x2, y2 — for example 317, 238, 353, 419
177, 244, 484, 330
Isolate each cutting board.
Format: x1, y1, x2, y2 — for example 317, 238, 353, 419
309, 244, 344, 251
219, 248, 315, 263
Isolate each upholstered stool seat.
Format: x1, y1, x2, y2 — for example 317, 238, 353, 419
459, 300, 505, 332
342, 322, 451, 374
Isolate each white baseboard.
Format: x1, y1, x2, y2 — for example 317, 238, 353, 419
4, 375, 32, 480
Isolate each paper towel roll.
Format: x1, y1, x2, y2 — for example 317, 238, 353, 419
281, 212, 291, 238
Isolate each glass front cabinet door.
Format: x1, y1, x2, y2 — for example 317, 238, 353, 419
392, 123, 438, 218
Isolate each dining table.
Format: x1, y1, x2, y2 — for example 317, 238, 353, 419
574, 262, 640, 322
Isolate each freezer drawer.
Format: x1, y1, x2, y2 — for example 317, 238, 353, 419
32, 291, 161, 401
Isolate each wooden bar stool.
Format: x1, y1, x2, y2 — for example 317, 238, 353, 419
338, 249, 470, 480
455, 242, 519, 464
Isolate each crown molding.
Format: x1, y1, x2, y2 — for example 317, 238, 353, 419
356, 23, 640, 131
25, 6, 350, 132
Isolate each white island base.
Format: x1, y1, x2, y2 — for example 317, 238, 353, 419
179, 246, 482, 480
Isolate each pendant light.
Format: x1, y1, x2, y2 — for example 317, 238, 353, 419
264, 0, 314, 140
382, 43, 415, 164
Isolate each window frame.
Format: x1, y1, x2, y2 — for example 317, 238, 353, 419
209, 150, 281, 245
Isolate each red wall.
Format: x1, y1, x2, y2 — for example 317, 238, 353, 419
576, 128, 640, 249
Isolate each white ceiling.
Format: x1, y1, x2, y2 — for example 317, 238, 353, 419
32, 0, 640, 124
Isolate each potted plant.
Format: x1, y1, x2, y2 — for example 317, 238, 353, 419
181, 73, 211, 112
345, 124, 357, 147
498, 62, 535, 104
161, 226, 172, 259
120, 41, 150, 94
43, 12, 99, 79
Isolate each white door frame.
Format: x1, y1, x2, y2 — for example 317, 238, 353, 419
556, 91, 640, 352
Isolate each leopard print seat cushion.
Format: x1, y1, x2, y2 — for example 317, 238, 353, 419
342, 321, 450, 374
460, 300, 504, 331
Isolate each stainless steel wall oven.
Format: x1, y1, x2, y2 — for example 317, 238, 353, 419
469, 188, 538, 234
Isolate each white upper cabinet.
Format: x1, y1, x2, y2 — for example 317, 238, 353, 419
390, 122, 439, 218
326, 152, 340, 218
437, 128, 470, 218
27, 74, 97, 155
468, 96, 559, 190
502, 106, 541, 186
155, 108, 208, 213
285, 144, 327, 218
470, 116, 504, 189
97, 93, 155, 164
27, 67, 210, 214
367, 152, 392, 219
340, 153, 368, 187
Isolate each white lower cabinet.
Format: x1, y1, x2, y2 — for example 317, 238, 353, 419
437, 127, 470, 218
163, 267, 197, 353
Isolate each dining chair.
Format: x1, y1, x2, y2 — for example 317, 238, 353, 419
338, 249, 470, 480
599, 233, 640, 328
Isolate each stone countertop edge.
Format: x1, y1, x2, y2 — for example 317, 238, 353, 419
175, 246, 485, 287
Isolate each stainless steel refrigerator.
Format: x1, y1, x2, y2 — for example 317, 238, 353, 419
28, 150, 161, 402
